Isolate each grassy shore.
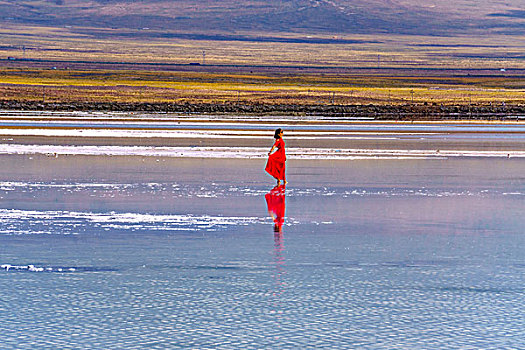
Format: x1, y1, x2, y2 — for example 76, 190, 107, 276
1, 67, 524, 105
0, 67, 523, 119
1, 25, 524, 119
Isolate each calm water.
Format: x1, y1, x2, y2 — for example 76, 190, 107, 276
0, 155, 524, 349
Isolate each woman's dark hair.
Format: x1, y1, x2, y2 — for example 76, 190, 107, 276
274, 128, 282, 139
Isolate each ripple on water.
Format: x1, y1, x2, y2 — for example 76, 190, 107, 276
1, 264, 119, 273
0, 181, 517, 200
0, 209, 267, 235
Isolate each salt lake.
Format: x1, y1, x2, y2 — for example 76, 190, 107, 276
0, 154, 523, 349
0, 111, 524, 348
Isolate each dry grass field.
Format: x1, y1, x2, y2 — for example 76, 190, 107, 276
2, 25, 525, 69
0, 25, 524, 107
1, 68, 524, 106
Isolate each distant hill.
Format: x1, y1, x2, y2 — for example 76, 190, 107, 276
1, 0, 524, 36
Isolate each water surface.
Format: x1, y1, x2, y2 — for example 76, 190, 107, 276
0, 155, 523, 349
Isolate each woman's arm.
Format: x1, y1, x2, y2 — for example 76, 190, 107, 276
268, 139, 280, 155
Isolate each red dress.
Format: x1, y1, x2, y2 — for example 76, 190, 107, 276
265, 138, 286, 180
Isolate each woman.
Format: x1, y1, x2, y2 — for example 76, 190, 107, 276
265, 128, 287, 185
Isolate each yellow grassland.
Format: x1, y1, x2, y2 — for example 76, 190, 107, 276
1, 68, 523, 105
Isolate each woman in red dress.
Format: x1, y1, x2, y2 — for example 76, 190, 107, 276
265, 128, 287, 185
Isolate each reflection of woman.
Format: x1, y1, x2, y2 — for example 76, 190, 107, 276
265, 185, 286, 232
265, 128, 287, 185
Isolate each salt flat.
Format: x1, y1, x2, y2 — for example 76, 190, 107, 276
2, 110, 525, 156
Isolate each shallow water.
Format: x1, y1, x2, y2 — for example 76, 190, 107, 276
2, 110, 525, 142
1, 155, 524, 349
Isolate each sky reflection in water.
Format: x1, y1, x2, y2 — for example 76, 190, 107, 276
0, 155, 524, 349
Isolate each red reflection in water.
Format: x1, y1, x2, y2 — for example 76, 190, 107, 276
265, 185, 286, 233
266, 185, 287, 303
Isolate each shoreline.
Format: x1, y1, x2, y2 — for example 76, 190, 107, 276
3, 110, 525, 156
1, 101, 524, 121
2, 144, 525, 160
